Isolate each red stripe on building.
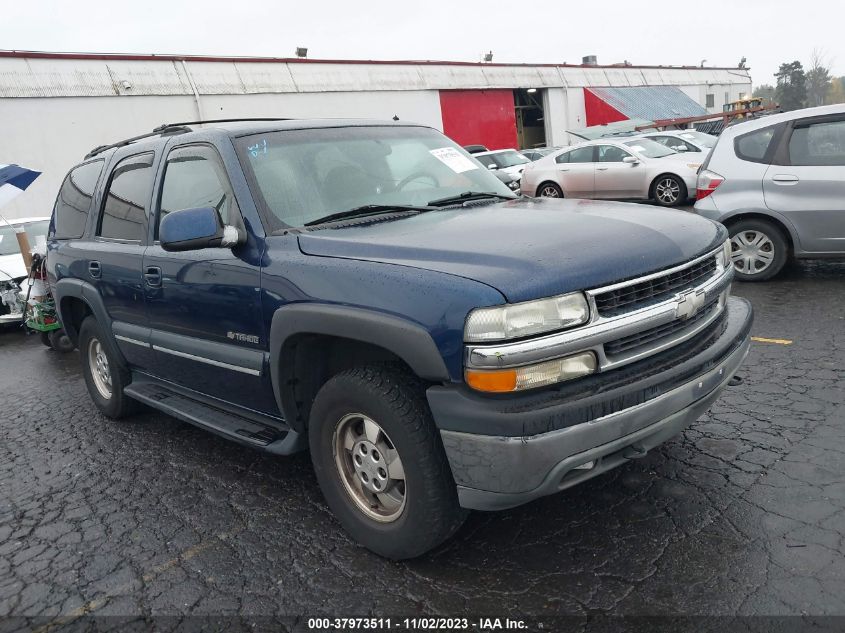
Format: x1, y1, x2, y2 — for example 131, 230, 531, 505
583, 88, 628, 126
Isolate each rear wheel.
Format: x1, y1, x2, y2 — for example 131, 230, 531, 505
309, 365, 467, 559
727, 219, 788, 281
537, 182, 563, 198
652, 175, 687, 207
40, 331, 52, 347
79, 316, 136, 418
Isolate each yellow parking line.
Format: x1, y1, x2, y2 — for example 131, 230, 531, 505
31, 529, 240, 633
751, 336, 793, 345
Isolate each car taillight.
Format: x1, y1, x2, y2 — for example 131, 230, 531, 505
696, 169, 724, 200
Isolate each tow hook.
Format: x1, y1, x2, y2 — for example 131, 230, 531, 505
622, 443, 648, 459
728, 374, 744, 387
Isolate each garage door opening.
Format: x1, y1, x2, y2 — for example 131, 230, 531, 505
514, 88, 546, 149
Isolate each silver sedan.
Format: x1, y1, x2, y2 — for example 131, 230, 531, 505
521, 138, 702, 207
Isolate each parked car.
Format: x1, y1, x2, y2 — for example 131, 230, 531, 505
472, 149, 532, 178
0, 216, 50, 325
49, 119, 751, 559
492, 169, 521, 193
522, 138, 701, 206
641, 130, 718, 156
694, 104, 845, 281
520, 147, 558, 162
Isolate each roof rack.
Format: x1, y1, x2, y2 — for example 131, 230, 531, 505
84, 117, 292, 159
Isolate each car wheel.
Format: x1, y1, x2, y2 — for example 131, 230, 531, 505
40, 331, 52, 347
48, 328, 75, 353
78, 316, 136, 418
537, 182, 563, 198
652, 175, 687, 207
727, 219, 788, 281
309, 365, 467, 559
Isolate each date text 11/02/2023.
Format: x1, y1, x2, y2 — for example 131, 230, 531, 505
306, 617, 529, 630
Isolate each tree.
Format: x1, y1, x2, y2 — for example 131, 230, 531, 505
774, 61, 807, 111
806, 49, 832, 107
826, 77, 845, 104
753, 84, 776, 103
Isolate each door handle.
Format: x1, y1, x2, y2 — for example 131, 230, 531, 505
596, 166, 609, 171
144, 266, 162, 287
558, 168, 569, 172
88, 261, 101, 279
771, 174, 799, 184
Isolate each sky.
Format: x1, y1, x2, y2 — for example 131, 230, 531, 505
1, 0, 842, 86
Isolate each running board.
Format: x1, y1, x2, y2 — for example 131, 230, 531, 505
124, 382, 303, 454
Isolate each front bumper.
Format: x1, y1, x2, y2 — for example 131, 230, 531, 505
430, 296, 752, 511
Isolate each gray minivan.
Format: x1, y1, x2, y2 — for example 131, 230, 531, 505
694, 104, 845, 281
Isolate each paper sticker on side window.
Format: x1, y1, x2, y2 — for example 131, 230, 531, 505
429, 147, 479, 173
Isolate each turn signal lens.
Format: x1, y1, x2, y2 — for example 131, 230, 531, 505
465, 352, 597, 393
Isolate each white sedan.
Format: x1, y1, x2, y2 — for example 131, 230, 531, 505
521, 138, 702, 207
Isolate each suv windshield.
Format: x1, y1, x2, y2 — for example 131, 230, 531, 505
678, 131, 717, 148
0, 220, 50, 256
235, 126, 515, 228
623, 138, 677, 159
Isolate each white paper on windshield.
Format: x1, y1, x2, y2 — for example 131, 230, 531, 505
430, 147, 479, 173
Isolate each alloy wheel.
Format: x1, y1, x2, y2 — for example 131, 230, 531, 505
539, 185, 561, 197
655, 177, 681, 204
333, 413, 406, 522
87, 337, 112, 399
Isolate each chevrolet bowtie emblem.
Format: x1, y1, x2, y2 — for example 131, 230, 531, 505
675, 289, 706, 320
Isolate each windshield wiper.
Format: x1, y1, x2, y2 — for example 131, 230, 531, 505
304, 204, 433, 227
426, 191, 514, 207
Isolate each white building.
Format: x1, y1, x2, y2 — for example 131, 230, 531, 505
0, 51, 752, 219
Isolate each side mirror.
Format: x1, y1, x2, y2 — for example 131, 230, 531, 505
622, 156, 640, 165
159, 207, 245, 252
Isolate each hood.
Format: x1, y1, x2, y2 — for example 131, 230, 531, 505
658, 151, 707, 165
0, 253, 27, 282
297, 198, 726, 303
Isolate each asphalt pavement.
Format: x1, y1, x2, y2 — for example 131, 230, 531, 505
1, 260, 844, 629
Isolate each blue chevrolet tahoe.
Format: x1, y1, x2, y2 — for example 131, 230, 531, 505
47, 119, 752, 559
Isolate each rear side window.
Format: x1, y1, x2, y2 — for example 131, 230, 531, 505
157, 145, 240, 238
98, 153, 154, 241
788, 118, 845, 166
734, 126, 777, 163
558, 147, 593, 163
52, 160, 104, 239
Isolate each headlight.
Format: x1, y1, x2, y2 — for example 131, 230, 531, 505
507, 180, 520, 191
465, 351, 597, 393
718, 238, 731, 270
465, 292, 589, 342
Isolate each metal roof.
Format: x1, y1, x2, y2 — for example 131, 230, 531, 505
0, 52, 752, 99
586, 86, 707, 121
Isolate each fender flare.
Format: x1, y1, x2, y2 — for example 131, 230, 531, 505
53, 277, 127, 366
269, 303, 450, 430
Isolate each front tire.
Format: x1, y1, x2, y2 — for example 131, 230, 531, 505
651, 175, 687, 207
727, 219, 788, 281
537, 182, 563, 198
78, 316, 136, 418
309, 365, 467, 559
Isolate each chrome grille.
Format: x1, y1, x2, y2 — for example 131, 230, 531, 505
604, 297, 721, 357
594, 257, 718, 317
